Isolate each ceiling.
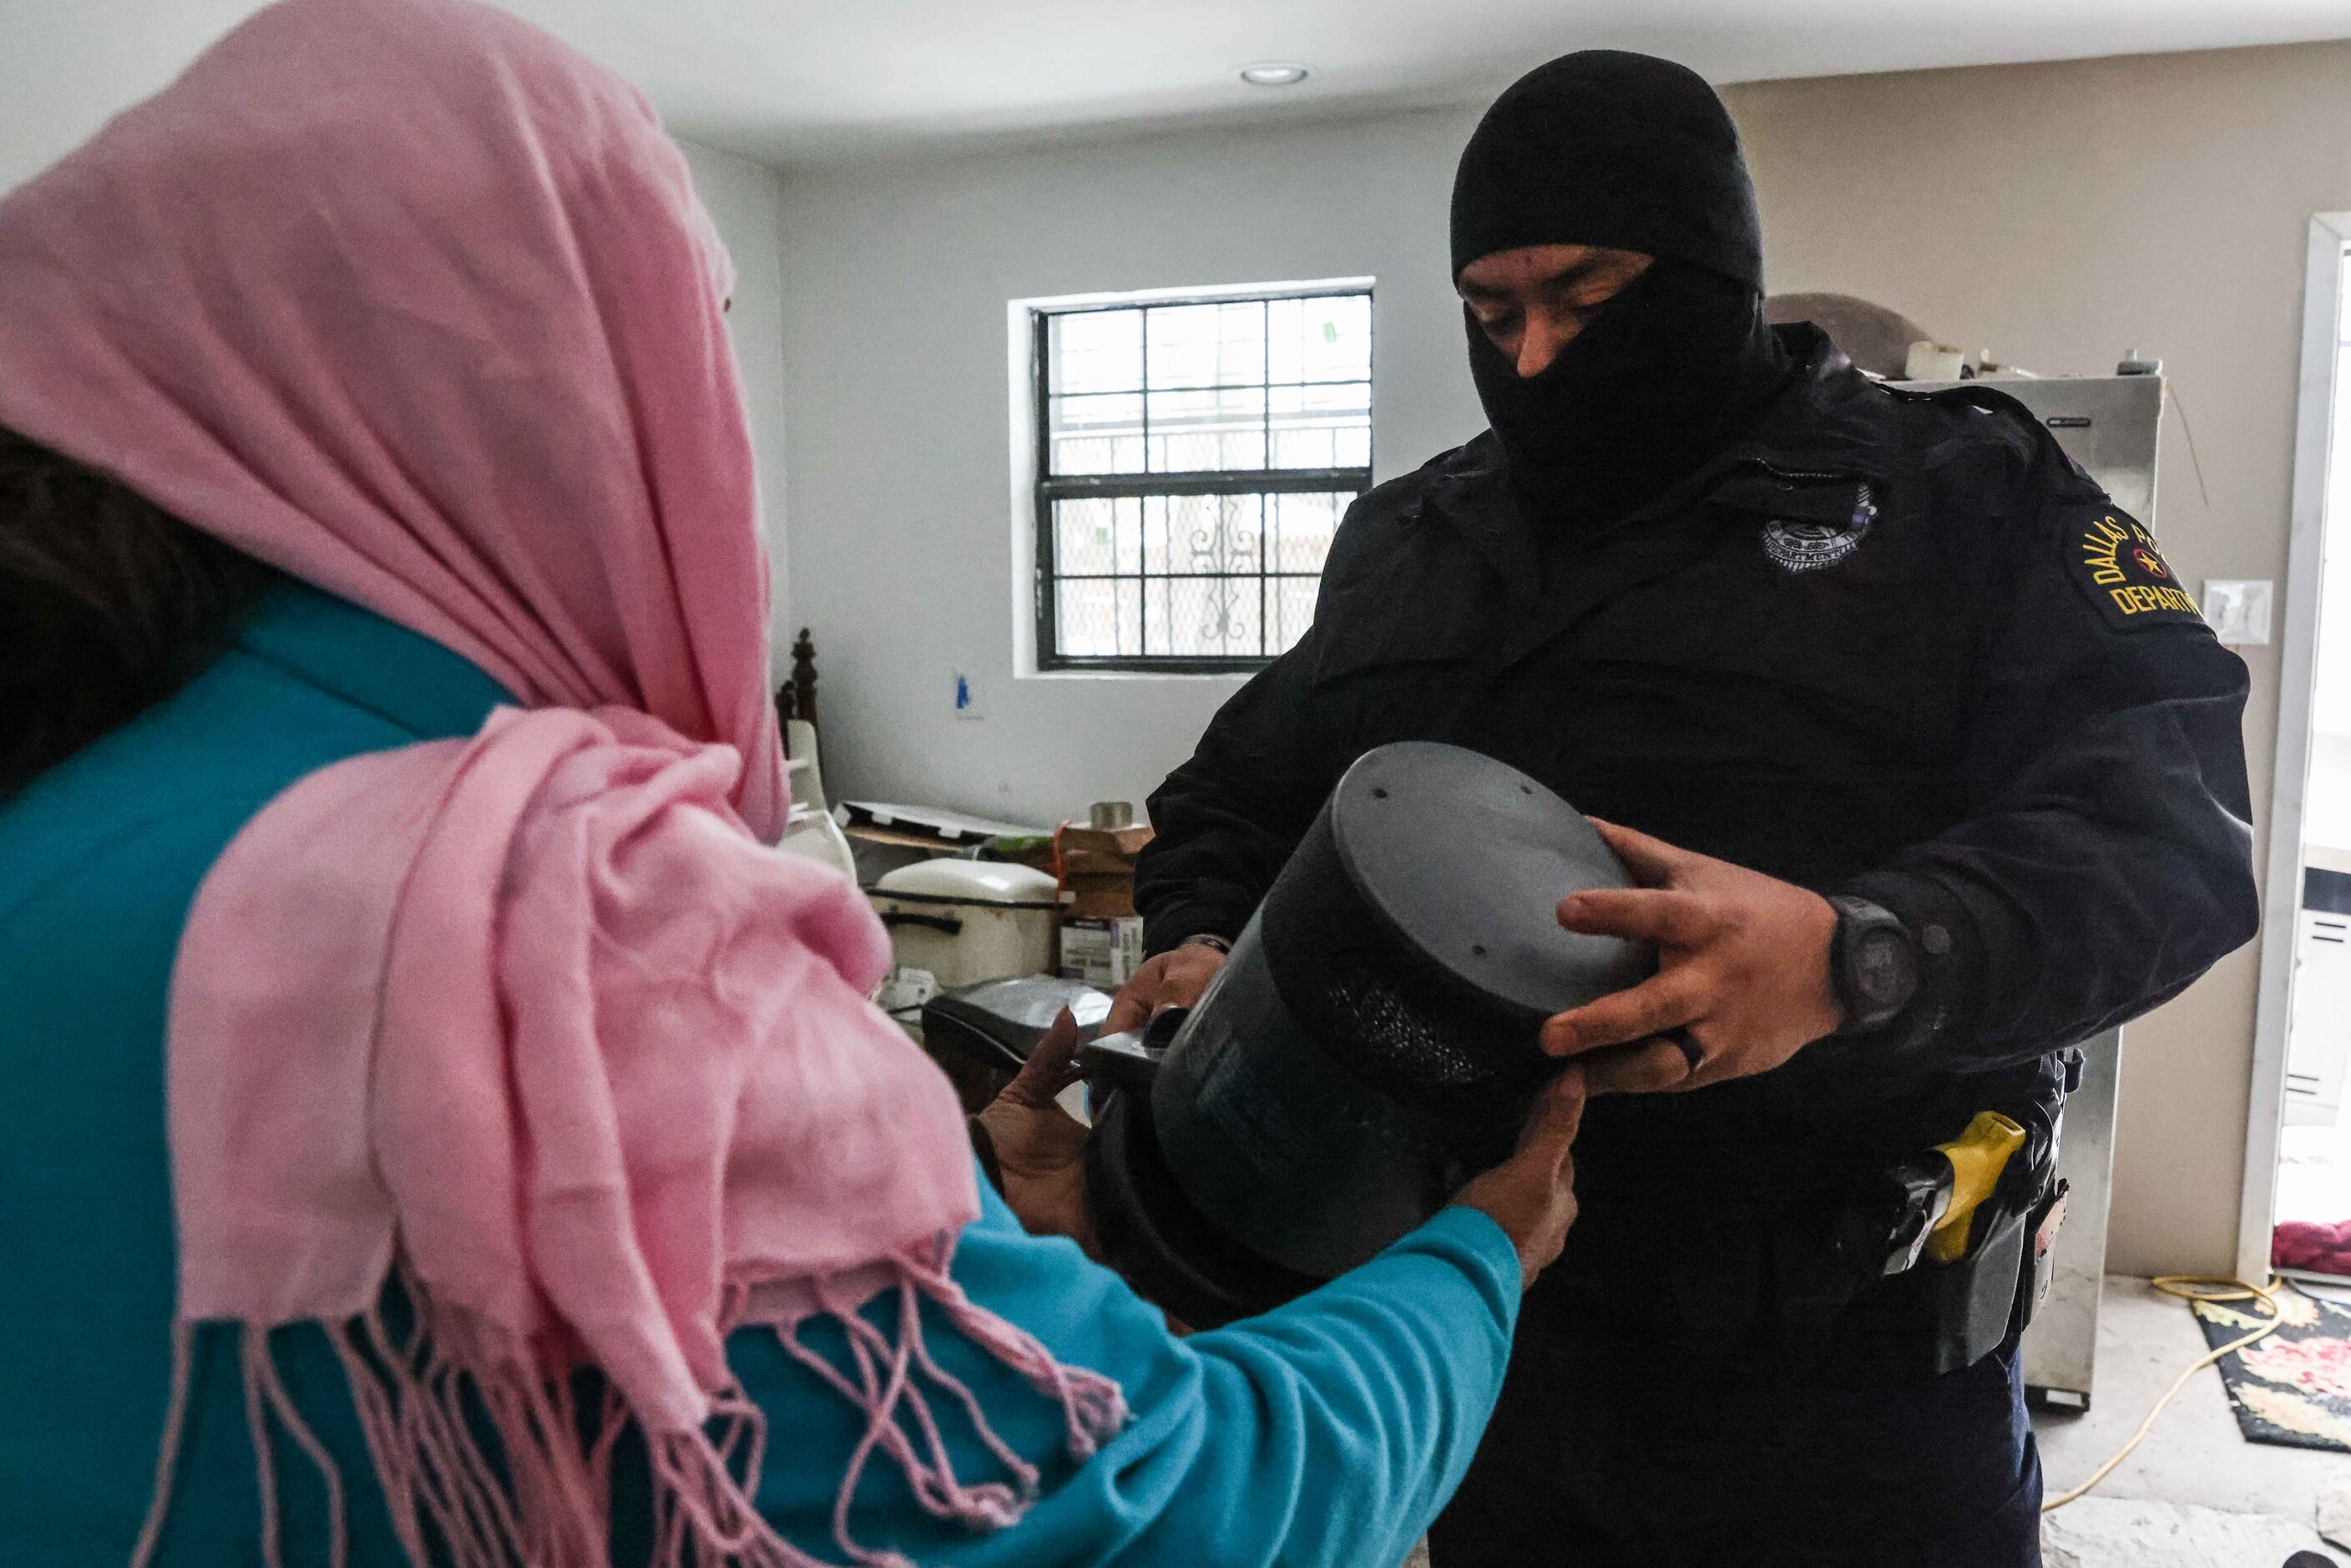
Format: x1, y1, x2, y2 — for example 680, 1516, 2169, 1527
8, 0, 2351, 177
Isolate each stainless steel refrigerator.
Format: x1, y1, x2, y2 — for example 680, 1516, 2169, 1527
1911, 368, 2165, 1409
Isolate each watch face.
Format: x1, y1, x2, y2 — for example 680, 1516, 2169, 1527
1853, 928, 1916, 1006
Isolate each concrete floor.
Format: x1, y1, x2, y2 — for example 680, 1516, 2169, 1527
1401, 1276, 2351, 1566
2034, 1275, 2351, 1563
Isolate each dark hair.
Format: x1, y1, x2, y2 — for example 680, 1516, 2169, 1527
0, 426, 279, 798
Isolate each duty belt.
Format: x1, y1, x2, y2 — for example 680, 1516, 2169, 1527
1828, 1098, 2070, 1378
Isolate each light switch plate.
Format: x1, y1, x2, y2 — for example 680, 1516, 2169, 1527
2202, 580, 2274, 645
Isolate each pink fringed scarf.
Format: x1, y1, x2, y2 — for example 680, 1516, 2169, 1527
0, 3, 1124, 1564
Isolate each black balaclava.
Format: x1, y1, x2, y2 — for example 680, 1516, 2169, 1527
1451, 51, 1791, 527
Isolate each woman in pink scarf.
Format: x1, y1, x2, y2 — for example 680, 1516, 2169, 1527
0, 2, 1584, 1563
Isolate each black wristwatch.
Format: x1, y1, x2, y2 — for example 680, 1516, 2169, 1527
1827, 894, 1919, 1034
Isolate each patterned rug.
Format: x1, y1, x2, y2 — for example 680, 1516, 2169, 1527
2191, 1280, 2351, 1451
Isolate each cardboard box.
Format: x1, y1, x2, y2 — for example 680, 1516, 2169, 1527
1059, 824, 1155, 861
1059, 915, 1145, 989
1062, 874, 1137, 919
1055, 824, 1152, 918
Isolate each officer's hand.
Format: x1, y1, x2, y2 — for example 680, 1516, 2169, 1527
1103, 942, 1227, 1035
1539, 820, 1843, 1094
1451, 1066, 1588, 1291
976, 1009, 1096, 1251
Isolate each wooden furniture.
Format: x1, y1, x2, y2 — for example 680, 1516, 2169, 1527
776, 627, 818, 742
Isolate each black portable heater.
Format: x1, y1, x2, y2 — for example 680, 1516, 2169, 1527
1081, 741, 1653, 1327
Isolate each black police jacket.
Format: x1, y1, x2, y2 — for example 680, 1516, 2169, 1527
1135, 326, 2259, 1351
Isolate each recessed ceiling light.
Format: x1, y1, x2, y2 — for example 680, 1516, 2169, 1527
1239, 63, 1311, 88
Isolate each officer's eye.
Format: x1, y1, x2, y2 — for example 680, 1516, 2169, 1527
1545, 278, 1618, 318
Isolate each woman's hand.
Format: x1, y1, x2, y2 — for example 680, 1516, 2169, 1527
975, 1009, 1096, 1251
1540, 819, 1843, 1095
1102, 942, 1227, 1035
1450, 1067, 1588, 1291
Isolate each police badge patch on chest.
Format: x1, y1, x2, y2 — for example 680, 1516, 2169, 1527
1762, 485, 1878, 573
2071, 511, 2202, 631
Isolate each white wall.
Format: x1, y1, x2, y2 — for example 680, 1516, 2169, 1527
771, 106, 1487, 825
0, 3, 257, 193
677, 141, 793, 644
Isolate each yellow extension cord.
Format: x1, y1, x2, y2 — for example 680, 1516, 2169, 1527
2040, 1275, 2287, 1512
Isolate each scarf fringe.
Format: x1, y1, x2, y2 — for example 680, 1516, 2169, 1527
129, 1322, 197, 1568
138, 1250, 1128, 1567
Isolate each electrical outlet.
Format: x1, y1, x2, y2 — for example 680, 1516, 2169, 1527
2202, 579, 2274, 646
953, 671, 986, 721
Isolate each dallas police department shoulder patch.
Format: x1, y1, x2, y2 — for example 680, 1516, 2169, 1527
2070, 508, 2202, 632
1762, 484, 1878, 574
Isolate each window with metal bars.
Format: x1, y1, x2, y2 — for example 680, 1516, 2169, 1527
1030, 286, 1373, 672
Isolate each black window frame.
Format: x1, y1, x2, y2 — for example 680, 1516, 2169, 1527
1030, 286, 1374, 675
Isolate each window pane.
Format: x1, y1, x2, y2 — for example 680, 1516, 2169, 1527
1146, 493, 1265, 579
1269, 294, 1372, 385
1053, 498, 1113, 575
1159, 574, 1265, 658
1056, 578, 1144, 656
1053, 497, 1141, 575
1146, 300, 1266, 391
1270, 422, 1333, 468
1046, 490, 1350, 664
1050, 308, 1142, 394
1142, 576, 1169, 655
1148, 386, 1266, 472
1269, 491, 1345, 573
1115, 578, 1142, 655
1304, 294, 1373, 383
1266, 298, 1304, 385
1055, 578, 1120, 658
1269, 381, 1371, 470
1141, 493, 1172, 575
1115, 496, 1144, 573
1272, 575, 1319, 654
1289, 378, 1373, 413
1049, 392, 1145, 475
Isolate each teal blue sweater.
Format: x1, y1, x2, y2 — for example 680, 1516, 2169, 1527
0, 586, 1520, 1566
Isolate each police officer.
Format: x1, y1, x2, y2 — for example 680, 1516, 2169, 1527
1109, 50, 2259, 1566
